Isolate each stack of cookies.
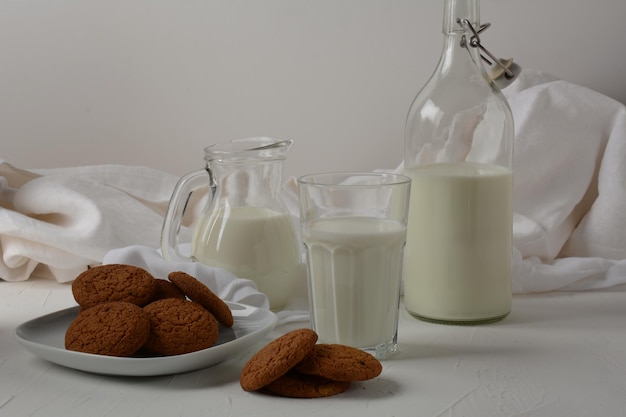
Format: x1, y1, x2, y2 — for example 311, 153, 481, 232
240, 329, 383, 398
65, 264, 233, 357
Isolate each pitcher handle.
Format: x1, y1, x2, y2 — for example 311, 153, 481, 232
161, 169, 211, 262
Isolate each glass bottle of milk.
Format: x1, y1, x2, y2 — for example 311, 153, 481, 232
404, 0, 514, 324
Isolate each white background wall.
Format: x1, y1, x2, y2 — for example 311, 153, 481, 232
2, 0, 625, 179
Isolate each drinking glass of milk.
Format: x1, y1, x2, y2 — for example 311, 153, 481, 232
161, 137, 302, 310
298, 172, 411, 359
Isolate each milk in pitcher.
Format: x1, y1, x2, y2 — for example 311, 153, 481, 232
192, 206, 301, 310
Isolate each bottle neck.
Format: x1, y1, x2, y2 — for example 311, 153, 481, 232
438, 0, 483, 77
404, 0, 513, 171
443, 0, 479, 34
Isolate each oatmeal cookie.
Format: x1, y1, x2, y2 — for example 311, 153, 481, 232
295, 343, 383, 381
168, 271, 233, 327
72, 264, 156, 308
65, 301, 150, 357
143, 298, 219, 356
264, 370, 351, 398
240, 328, 318, 392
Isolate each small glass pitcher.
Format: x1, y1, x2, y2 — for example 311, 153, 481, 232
161, 137, 301, 310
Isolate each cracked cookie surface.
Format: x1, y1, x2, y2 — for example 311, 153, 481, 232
65, 301, 150, 357
72, 264, 156, 308
143, 298, 219, 355
168, 271, 233, 327
240, 328, 318, 391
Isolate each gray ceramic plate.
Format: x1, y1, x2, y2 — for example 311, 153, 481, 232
15, 302, 276, 376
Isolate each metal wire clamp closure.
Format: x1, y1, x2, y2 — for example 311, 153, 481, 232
457, 18, 516, 80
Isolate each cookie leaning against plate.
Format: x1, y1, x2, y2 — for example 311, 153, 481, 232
168, 271, 233, 327
240, 328, 318, 392
72, 264, 157, 309
143, 298, 219, 356
65, 301, 150, 357
294, 344, 383, 382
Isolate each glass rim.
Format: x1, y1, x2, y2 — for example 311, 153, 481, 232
297, 171, 411, 187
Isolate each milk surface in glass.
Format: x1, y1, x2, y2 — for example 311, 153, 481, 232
302, 216, 406, 349
191, 206, 300, 310
404, 162, 512, 322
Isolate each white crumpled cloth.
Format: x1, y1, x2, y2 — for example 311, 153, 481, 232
0, 164, 182, 282
504, 70, 626, 292
102, 245, 270, 310
1, 69, 626, 302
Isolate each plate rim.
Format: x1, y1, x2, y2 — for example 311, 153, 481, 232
14, 301, 277, 376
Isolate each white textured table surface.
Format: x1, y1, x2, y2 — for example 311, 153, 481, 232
1, 278, 625, 417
